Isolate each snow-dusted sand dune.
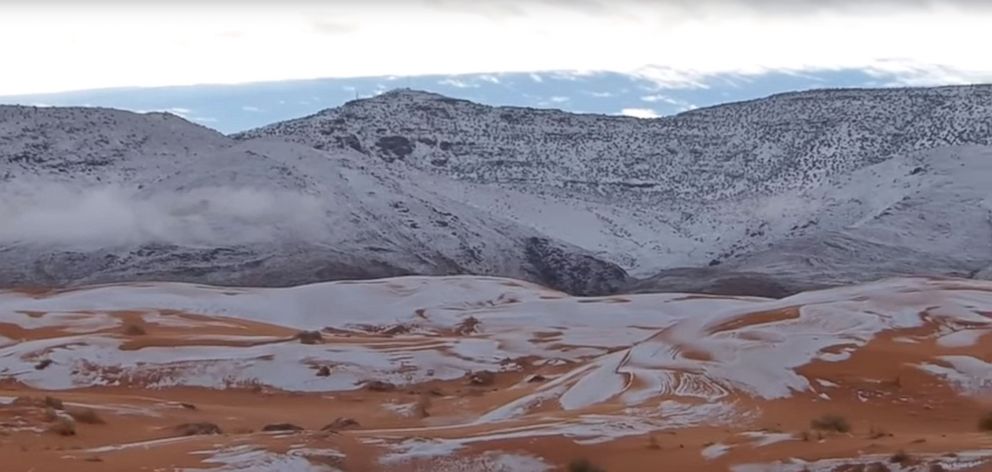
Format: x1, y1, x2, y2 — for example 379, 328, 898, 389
3, 275, 992, 470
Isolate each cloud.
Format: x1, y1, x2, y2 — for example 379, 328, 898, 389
641, 94, 696, 111
438, 78, 479, 88
0, 184, 328, 249
620, 108, 660, 118
241, 105, 261, 112
1, 1, 991, 95
549, 96, 570, 103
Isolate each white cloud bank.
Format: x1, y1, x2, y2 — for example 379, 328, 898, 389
0, 184, 328, 249
1, 0, 991, 95
620, 108, 660, 119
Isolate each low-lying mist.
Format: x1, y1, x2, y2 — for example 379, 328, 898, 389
0, 184, 329, 249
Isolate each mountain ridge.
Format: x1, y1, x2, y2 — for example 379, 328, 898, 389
3, 84, 992, 295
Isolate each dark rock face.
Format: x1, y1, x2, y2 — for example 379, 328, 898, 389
626, 267, 811, 298
523, 237, 629, 296
375, 135, 414, 160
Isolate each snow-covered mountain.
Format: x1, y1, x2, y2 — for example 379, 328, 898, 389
0, 106, 627, 294
3, 85, 992, 295
239, 86, 992, 293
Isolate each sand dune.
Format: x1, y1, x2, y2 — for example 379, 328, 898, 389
2, 276, 992, 471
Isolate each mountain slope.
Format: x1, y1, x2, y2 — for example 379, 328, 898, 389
0, 106, 627, 294
239, 87, 992, 289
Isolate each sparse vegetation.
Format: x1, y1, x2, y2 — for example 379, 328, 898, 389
363, 380, 396, 392
568, 458, 606, 472
48, 416, 76, 436
123, 323, 147, 335
321, 417, 359, 432
810, 414, 851, 433
978, 412, 992, 431
890, 450, 911, 465
467, 370, 495, 386
68, 407, 105, 424
44, 396, 64, 410
414, 393, 431, 418
174, 422, 222, 436
297, 330, 323, 344
868, 425, 891, 439
261, 423, 303, 432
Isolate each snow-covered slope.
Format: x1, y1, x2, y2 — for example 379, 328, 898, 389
0, 106, 627, 295
5, 84, 992, 295
239, 86, 992, 288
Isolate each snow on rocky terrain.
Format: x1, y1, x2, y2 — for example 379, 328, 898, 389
4, 85, 992, 294
240, 86, 992, 292
3, 275, 992, 470
0, 106, 626, 295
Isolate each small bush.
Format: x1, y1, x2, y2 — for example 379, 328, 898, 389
44, 396, 64, 410
890, 450, 911, 465
68, 407, 105, 425
174, 422, 222, 436
321, 417, 359, 432
810, 414, 851, 433
978, 412, 992, 431
568, 459, 606, 472
363, 380, 395, 392
48, 416, 76, 436
868, 425, 891, 439
261, 423, 303, 432
297, 330, 323, 344
123, 324, 147, 336
467, 370, 495, 386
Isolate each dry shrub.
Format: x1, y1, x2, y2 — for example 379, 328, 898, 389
810, 414, 851, 433
467, 370, 495, 386
890, 450, 911, 465
44, 396, 64, 410
868, 425, 891, 439
363, 380, 396, 392
978, 412, 992, 431
414, 393, 431, 418
174, 422, 222, 436
321, 417, 359, 432
261, 423, 303, 432
68, 407, 105, 425
123, 324, 147, 335
568, 459, 606, 472
48, 416, 76, 436
297, 330, 323, 344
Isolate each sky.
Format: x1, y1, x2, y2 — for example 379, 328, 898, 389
1, 0, 990, 132
0, 69, 903, 133
2, 0, 990, 96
